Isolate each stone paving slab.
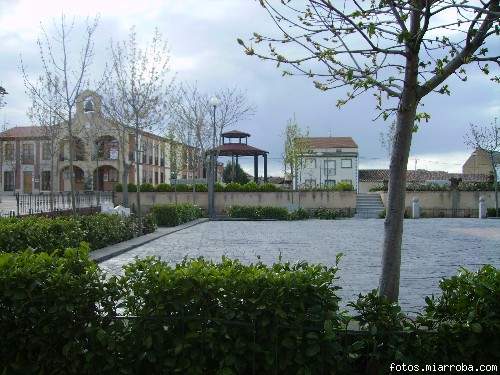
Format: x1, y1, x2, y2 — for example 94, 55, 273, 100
90, 218, 209, 263
99, 218, 500, 313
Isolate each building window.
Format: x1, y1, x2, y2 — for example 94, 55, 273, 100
41, 171, 51, 190
324, 160, 336, 176
42, 143, 51, 160
22, 143, 34, 164
3, 171, 14, 191
341, 159, 352, 168
325, 179, 336, 187
154, 171, 158, 185
304, 179, 316, 188
160, 172, 164, 183
304, 158, 316, 168
4, 143, 14, 161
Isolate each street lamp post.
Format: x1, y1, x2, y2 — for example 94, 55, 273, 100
208, 96, 220, 219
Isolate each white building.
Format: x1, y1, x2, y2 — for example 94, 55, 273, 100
293, 137, 359, 191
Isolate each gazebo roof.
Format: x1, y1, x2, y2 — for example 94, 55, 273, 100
221, 130, 251, 139
210, 143, 268, 156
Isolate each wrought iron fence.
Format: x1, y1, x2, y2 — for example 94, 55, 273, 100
13, 191, 114, 216
419, 208, 479, 218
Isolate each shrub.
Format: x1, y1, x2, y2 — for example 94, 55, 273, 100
155, 183, 174, 192
138, 183, 154, 192
312, 207, 338, 220
418, 265, 500, 363
0, 246, 117, 374
227, 205, 289, 220
259, 182, 282, 192
487, 207, 499, 217
224, 182, 243, 192
0, 213, 155, 253
222, 161, 250, 184
194, 183, 208, 192
127, 183, 137, 192
288, 207, 310, 220
215, 182, 225, 192
115, 183, 123, 192
334, 182, 355, 191
240, 181, 259, 192
151, 203, 203, 227
173, 183, 191, 192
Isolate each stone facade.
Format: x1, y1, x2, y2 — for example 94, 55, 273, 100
0, 90, 199, 193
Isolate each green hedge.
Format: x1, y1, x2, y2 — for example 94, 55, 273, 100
0, 213, 156, 253
151, 203, 203, 227
487, 207, 499, 217
1, 249, 498, 374
227, 205, 290, 220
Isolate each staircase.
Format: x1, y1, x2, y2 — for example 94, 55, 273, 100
355, 193, 385, 219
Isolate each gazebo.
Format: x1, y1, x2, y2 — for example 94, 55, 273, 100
209, 130, 268, 183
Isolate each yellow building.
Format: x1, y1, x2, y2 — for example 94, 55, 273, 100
0, 90, 199, 193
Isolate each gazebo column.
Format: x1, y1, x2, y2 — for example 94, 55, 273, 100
263, 154, 268, 183
254, 154, 258, 183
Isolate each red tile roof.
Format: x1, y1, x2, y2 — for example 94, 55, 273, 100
298, 137, 358, 149
359, 169, 490, 182
212, 143, 268, 156
0, 126, 47, 139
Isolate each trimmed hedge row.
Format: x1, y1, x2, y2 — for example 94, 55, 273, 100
0, 213, 156, 253
0, 249, 497, 374
227, 205, 353, 220
116, 181, 355, 193
151, 203, 203, 227
370, 181, 499, 192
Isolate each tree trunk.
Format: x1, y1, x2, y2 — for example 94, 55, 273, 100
67, 112, 77, 214
379, 51, 419, 303
135, 124, 142, 233
122, 162, 129, 207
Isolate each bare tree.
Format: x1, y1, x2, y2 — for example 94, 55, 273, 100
0, 86, 7, 109
22, 14, 99, 213
239, 1, 499, 302
380, 121, 397, 160
168, 82, 211, 182
465, 119, 499, 216
283, 115, 310, 190
27, 74, 63, 207
213, 87, 255, 143
100, 26, 174, 228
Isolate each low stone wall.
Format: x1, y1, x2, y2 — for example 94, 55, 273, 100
116, 191, 357, 214
379, 191, 497, 210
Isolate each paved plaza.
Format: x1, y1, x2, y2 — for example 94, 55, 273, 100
100, 219, 500, 314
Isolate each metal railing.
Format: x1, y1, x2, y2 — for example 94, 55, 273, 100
419, 208, 479, 218
14, 191, 114, 216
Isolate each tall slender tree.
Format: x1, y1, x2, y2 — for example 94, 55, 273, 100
22, 14, 99, 213
100, 26, 174, 229
283, 115, 310, 190
27, 75, 63, 206
239, 0, 499, 302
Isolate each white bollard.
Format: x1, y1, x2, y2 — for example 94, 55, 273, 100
479, 196, 486, 219
412, 197, 420, 219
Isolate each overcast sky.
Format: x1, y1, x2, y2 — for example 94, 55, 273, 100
1, 0, 499, 176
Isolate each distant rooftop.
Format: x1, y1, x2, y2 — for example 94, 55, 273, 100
359, 169, 490, 182
298, 137, 358, 149
221, 130, 251, 139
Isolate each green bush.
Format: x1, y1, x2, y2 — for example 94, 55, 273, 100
240, 181, 259, 192
194, 183, 208, 192
288, 207, 310, 220
224, 182, 243, 192
151, 203, 203, 227
259, 182, 282, 192
115, 183, 123, 192
173, 183, 191, 192
155, 183, 174, 192
215, 182, 225, 192
334, 181, 355, 191
0, 251, 498, 374
312, 207, 338, 220
0, 213, 155, 253
127, 183, 137, 192
487, 207, 499, 217
417, 265, 500, 363
227, 205, 289, 220
0, 246, 118, 374
138, 183, 154, 192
